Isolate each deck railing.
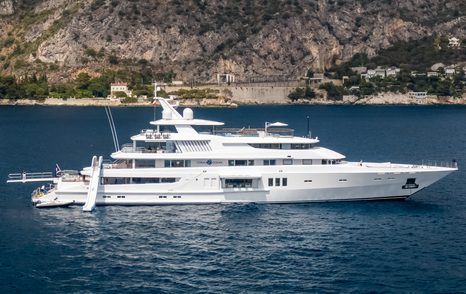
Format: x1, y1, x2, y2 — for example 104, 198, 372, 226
8, 172, 54, 181
214, 128, 294, 137
418, 160, 458, 168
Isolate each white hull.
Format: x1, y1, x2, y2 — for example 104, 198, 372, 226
36, 163, 455, 206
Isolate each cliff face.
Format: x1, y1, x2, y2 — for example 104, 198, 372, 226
0, 0, 465, 82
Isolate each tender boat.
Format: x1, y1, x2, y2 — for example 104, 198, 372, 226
35, 200, 75, 208
7, 94, 458, 211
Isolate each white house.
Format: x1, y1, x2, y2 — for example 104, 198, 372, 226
374, 68, 386, 78
408, 91, 428, 99
386, 67, 400, 77
217, 74, 235, 84
110, 82, 132, 98
445, 67, 456, 77
448, 37, 460, 48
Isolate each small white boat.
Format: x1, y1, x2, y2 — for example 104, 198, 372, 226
35, 200, 74, 208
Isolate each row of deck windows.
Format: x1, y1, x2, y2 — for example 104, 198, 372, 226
102, 177, 178, 184
130, 159, 341, 168
248, 144, 315, 149
223, 179, 254, 188
164, 160, 191, 168
268, 178, 288, 187
228, 160, 255, 166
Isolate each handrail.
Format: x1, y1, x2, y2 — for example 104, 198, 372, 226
8, 172, 54, 180
418, 160, 458, 169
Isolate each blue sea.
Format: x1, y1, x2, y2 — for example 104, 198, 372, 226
1, 105, 465, 293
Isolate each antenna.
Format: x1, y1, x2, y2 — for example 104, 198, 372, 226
306, 115, 311, 138
105, 106, 120, 152
153, 79, 157, 122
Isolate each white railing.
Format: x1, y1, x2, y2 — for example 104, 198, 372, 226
8, 172, 54, 181
418, 160, 458, 168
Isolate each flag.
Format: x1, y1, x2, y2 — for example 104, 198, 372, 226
55, 164, 61, 175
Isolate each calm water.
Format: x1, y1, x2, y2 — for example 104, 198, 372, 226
1, 105, 465, 293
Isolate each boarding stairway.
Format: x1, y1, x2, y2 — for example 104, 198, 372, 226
82, 156, 103, 212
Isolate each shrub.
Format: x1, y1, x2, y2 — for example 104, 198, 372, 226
113, 91, 127, 98
122, 97, 137, 103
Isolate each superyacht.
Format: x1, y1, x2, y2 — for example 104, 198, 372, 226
8, 97, 457, 210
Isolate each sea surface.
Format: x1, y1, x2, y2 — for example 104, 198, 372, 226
0, 105, 465, 293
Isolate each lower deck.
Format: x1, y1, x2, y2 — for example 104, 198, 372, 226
33, 164, 455, 206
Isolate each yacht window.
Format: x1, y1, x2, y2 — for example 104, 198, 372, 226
136, 141, 167, 153
302, 159, 313, 165
248, 144, 281, 149
291, 144, 312, 149
268, 178, 273, 186
282, 178, 287, 186
263, 160, 276, 165
228, 160, 255, 166
135, 160, 156, 168
171, 160, 184, 168
164, 160, 191, 168
103, 177, 128, 184
132, 178, 161, 184
283, 159, 293, 165
322, 160, 327, 165
105, 177, 177, 184
275, 178, 281, 186
223, 179, 254, 188
235, 160, 247, 166
161, 178, 177, 183
250, 143, 314, 149
281, 144, 291, 150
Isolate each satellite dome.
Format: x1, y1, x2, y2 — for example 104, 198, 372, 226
162, 109, 172, 120
183, 108, 193, 120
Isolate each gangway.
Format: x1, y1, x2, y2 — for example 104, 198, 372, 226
82, 156, 103, 212
7, 172, 57, 183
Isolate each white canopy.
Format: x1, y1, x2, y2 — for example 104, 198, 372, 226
150, 118, 224, 126
267, 122, 288, 127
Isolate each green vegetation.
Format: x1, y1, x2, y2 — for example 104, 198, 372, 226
168, 88, 220, 100
318, 83, 348, 100
320, 36, 466, 99
331, 36, 466, 76
112, 91, 127, 98
288, 86, 316, 101
122, 97, 137, 103
0, 74, 48, 99
0, 69, 180, 99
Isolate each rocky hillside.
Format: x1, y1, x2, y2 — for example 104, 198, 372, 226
0, 0, 465, 83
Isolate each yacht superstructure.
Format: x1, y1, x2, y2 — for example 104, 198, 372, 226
8, 98, 457, 210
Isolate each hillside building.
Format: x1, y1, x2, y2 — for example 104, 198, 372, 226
448, 37, 460, 48
408, 91, 428, 99
217, 74, 235, 84
110, 82, 132, 98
